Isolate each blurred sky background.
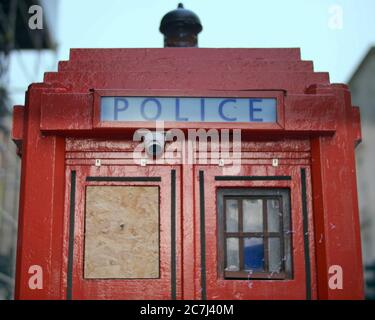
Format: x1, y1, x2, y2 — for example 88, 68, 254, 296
7, 0, 375, 105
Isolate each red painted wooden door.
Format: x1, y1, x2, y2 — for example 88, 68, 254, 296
193, 165, 317, 300
65, 162, 315, 300
65, 165, 182, 300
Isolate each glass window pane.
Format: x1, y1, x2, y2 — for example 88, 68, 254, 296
243, 199, 263, 232
226, 238, 240, 271
267, 199, 281, 232
225, 199, 238, 232
244, 238, 264, 271
269, 238, 282, 273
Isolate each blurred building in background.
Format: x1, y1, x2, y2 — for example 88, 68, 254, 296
349, 46, 375, 300
0, 0, 57, 299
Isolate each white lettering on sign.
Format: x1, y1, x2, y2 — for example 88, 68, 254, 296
100, 97, 277, 123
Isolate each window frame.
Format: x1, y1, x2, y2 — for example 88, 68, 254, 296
217, 188, 293, 280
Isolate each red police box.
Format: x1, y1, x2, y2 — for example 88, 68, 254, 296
12, 48, 364, 300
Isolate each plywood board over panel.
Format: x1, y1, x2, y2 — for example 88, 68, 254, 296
84, 186, 159, 279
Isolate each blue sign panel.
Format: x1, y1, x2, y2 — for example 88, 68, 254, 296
100, 97, 277, 123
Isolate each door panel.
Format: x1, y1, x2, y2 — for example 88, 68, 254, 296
65, 165, 181, 300
65, 163, 315, 300
194, 165, 316, 300
84, 185, 160, 279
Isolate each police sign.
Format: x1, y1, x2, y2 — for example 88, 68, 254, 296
100, 97, 277, 123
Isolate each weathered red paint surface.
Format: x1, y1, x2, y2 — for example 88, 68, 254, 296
12, 48, 364, 299
194, 165, 317, 300
64, 165, 181, 300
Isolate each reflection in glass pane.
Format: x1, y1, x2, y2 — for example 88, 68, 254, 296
269, 238, 282, 273
243, 199, 263, 232
267, 199, 281, 233
244, 238, 264, 271
225, 200, 238, 232
226, 238, 240, 271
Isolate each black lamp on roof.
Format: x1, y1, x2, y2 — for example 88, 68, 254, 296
159, 3, 203, 48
